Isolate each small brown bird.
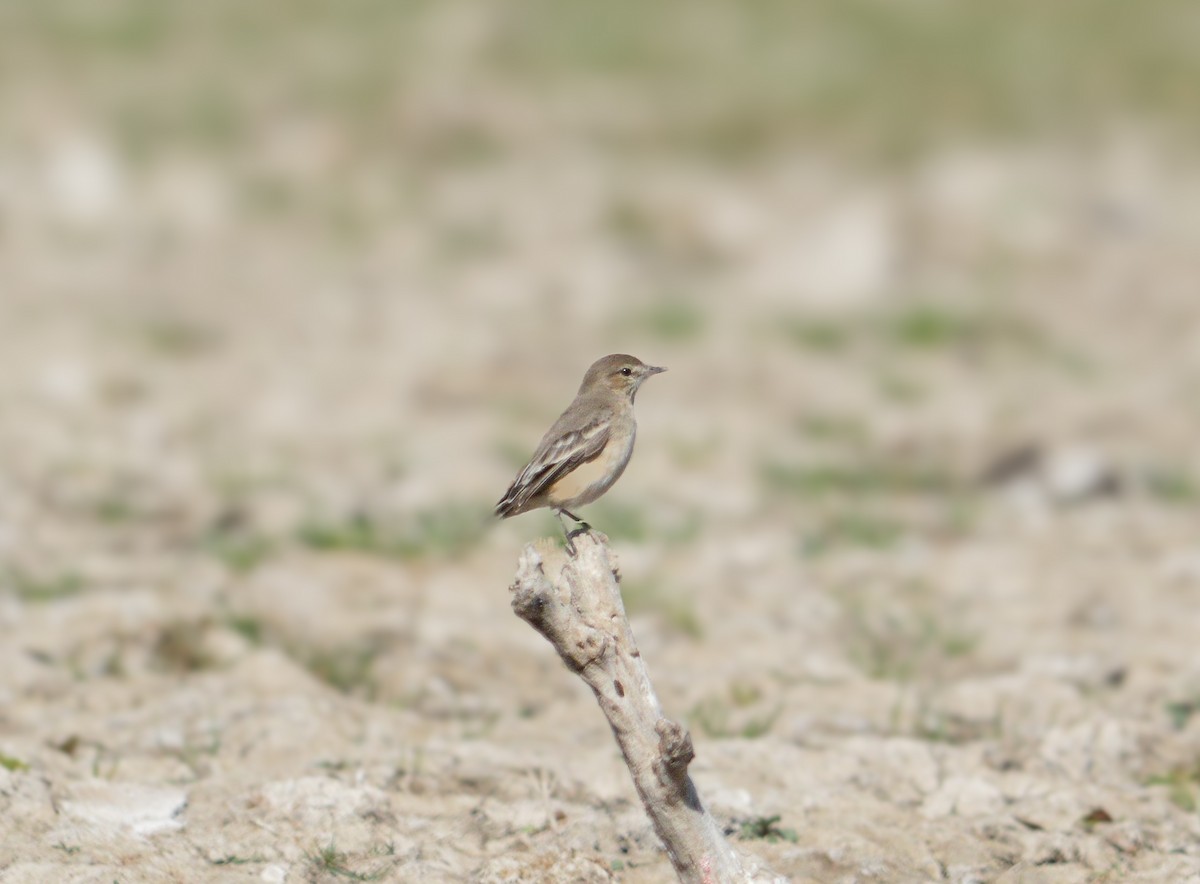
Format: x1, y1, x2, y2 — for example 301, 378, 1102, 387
495, 354, 666, 552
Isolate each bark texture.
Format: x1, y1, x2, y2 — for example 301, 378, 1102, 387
509, 531, 783, 884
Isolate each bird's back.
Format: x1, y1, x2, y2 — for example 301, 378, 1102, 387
495, 393, 618, 518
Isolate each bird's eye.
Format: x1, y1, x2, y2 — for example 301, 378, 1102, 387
620, 367, 633, 376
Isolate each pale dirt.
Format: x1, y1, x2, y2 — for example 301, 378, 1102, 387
3, 105, 1200, 883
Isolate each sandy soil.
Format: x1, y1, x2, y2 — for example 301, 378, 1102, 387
3, 8, 1200, 881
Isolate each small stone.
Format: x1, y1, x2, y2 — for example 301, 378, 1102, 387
60, 780, 187, 836
44, 135, 123, 227
1042, 446, 1120, 503
922, 776, 1006, 818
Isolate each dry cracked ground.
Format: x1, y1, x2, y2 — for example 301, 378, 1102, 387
3, 3, 1200, 882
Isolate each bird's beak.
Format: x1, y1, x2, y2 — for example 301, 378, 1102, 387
647, 365, 667, 376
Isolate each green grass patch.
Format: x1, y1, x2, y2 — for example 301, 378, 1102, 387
1143, 466, 1198, 504
295, 641, 382, 697
138, 317, 221, 358
298, 505, 485, 561
875, 371, 927, 404
690, 684, 780, 739
2, 569, 84, 603
785, 319, 852, 353
224, 614, 265, 645
784, 303, 1053, 364
198, 506, 277, 572
1146, 764, 1200, 813
803, 511, 908, 555
1166, 699, 1200, 731
888, 304, 977, 349
0, 752, 30, 772
884, 303, 1039, 351
203, 529, 275, 572
305, 840, 392, 882
211, 534, 275, 572
797, 413, 868, 444
842, 594, 978, 681
763, 461, 954, 498
735, 815, 797, 844
761, 454, 966, 555
94, 495, 137, 522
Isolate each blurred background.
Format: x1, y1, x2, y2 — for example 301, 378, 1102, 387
3, 1, 1200, 880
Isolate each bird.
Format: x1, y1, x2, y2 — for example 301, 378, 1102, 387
495, 354, 666, 553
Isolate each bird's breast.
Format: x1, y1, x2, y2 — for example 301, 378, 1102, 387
546, 423, 636, 508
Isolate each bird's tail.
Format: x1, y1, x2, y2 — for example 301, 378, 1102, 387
494, 492, 518, 519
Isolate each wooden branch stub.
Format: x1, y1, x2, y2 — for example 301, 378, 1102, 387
510, 538, 610, 673
508, 532, 784, 884
656, 718, 696, 786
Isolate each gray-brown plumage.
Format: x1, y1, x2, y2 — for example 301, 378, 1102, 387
496, 354, 666, 551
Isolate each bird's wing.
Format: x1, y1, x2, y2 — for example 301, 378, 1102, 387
495, 403, 612, 516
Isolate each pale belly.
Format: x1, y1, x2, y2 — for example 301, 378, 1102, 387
545, 432, 635, 509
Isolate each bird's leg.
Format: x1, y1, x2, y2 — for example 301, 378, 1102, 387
555, 508, 590, 555
554, 510, 577, 555
559, 508, 591, 530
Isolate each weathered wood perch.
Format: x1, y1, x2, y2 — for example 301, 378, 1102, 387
509, 531, 784, 884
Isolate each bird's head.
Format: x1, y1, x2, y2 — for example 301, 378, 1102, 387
580, 354, 667, 401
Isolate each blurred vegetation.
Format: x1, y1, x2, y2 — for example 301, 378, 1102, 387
762, 425, 979, 555
622, 577, 704, 639
762, 459, 954, 499
736, 814, 798, 844
297, 641, 383, 697
151, 619, 218, 673
0, 752, 31, 773
5, 0, 1198, 172
2, 568, 85, 603
1146, 763, 1200, 813
1142, 465, 1199, 504
838, 580, 978, 681
784, 302, 1057, 359
297, 505, 485, 561
305, 839, 394, 883
690, 681, 781, 738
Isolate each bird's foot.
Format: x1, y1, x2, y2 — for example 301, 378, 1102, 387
556, 509, 593, 555
565, 523, 594, 555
